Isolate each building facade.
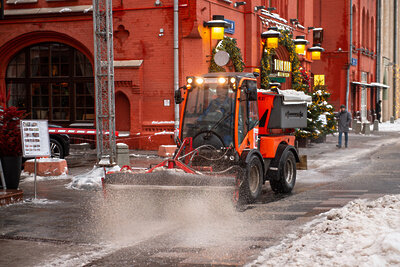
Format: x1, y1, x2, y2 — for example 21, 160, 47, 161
311, 0, 380, 122
378, 0, 400, 121
1, 0, 322, 149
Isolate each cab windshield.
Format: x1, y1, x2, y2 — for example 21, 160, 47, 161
182, 83, 235, 146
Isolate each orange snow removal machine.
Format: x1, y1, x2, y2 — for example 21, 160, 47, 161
103, 72, 311, 204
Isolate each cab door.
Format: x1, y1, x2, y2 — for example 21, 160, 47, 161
236, 79, 259, 154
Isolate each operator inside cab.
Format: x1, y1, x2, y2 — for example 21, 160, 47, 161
203, 85, 232, 116
197, 84, 234, 146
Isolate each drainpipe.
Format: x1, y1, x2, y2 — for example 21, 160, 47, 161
393, 0, 397, 118
173, 0, 180, 130
376, 0, 381, 99
346, 0, 353, 109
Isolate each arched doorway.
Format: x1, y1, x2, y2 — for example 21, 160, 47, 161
115, 92, 131, 132
5, 42, 94, 125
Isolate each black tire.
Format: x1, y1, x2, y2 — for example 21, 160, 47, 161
239, 156, 263, 204
269, 149, 296, 193
50, 139, 65, 159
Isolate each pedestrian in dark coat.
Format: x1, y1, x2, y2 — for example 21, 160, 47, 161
336, 104, 352, 148
376, 100, 382, 123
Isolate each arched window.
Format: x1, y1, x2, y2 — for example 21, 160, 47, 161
371, 17, 375, 52
362, 8, 366, 47
5, 42, 94, 124
366, 11, 370, 50
352, 5, 357, 46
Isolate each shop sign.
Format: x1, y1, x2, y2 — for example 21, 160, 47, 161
314, 74, 325, 86
270, 77, 287, 83
273, 59, 291, 78
20, 120, 51, 158
224, 19, 235, 34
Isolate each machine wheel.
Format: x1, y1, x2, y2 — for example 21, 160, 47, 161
269, 149, 296, 193
50, 139, 65, 159
239, 156, 263, 204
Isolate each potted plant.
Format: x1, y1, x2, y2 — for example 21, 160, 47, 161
0, 106, 26, 189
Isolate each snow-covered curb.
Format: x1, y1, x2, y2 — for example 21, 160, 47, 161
247, 195, 400, 266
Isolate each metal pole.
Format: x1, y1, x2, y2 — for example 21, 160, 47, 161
174, 0, 180, 130
34, 157, 37, 199
393, 0, 398, 119
93, 0, 116, 166
0, 160, 6, 190
346, 0, 353, 110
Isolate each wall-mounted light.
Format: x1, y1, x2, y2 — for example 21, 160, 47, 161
293, 35, 309, 55
290, 18, 299, 25
254, 5, 265, 12
269, 82, 281, 89
308, 44, 325, 60
234, 1, 246, 8
154, 0, 162, 6
204, 15, 230, 40
261, 27, 282, 49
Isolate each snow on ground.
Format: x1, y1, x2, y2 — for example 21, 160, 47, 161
379, 119, 400, 132
247, 195, 400, 267
67, 165, 120, 190
21, 171, 70, 182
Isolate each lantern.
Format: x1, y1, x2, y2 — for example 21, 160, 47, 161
308, 44, 325, 60
204, 15, 230, 40
293, 35, 308, 55
261, 27, 282, 49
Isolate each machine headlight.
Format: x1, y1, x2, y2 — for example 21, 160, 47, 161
218, 77, 227, 84
195, 78, 204, 85
187, 77, 193, 84
230, 77, 236, 84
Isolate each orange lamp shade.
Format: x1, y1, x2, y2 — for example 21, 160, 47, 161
295, 44, 306, 55
211, 27, 224, 40
311, 51, 321, 60
267, 37, 279, 49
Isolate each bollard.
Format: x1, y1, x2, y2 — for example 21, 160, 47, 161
390, 116, 395, 123
354, 121, 362, 134
116, 143, 130, 167
373, 120, 379, 131
352, 118, 357, 131
362, 122, 371, 135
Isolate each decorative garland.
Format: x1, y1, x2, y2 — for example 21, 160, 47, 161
209, 37, 245, 73
260, 29, 307, 91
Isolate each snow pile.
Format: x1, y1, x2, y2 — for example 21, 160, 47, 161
379, 119, 400, 132
67, 165, 120, 190
248, 195, 400, 267
151, 121, 175, 125
21, 171, 70, 182
25, 158, 65, 163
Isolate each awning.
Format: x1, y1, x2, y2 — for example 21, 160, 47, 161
370, 82, 390, 89
351, 81, 371, 87
351, 81, 390, 89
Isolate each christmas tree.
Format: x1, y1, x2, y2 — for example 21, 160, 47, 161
296, 84, 336, 139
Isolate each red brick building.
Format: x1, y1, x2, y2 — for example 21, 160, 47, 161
312, 0, 378, 122
0, 0, 322, 150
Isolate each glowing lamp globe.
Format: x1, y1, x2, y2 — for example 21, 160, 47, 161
204, 15, 230, 40
308, 44, 325, 61
211, 27, 225, 40
311, 51, 321, 60
293, 36, 308, 55
261, 27, 282, 49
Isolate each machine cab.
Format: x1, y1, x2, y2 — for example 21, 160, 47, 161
176, 72, 259, 154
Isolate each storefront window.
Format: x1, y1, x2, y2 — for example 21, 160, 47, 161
5, 42, 94, 124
